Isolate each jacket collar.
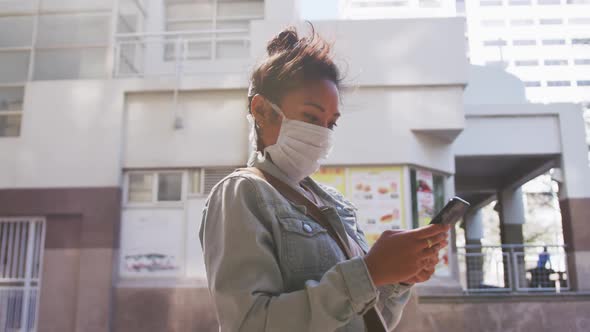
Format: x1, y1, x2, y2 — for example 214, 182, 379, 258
247, 151, 345, 209
247, 151, 303, 190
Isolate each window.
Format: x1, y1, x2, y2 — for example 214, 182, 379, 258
128, 173, 154, 203
539, 18, 563, 25
509, 0, 531, 4
0, 52, 30, 83
157, 173, 183, 201
0, 16, 34, 48
0, 114, 21, 137
419, 0, 442, 7
484, 39, 508, 46
485, 60, 508, 67
524, 81, 542, 87
552, 80, 571, 87
164, 0, 262, 61
0, 87, 24, 137
33, 48, 108, 80
510, 19, 535, 26
572, 38, 590, 45
127, 172, 183, 203
542, 39, 566, 45
567, 0, 590, 3
36, 14, 110, 47
513, 39, 536, 45
126, 168, 235, 204
544, 59, 568, 65
574, 59, 590, 65
190, 169, 203, 194
0, 87, 24, 112
577, 80, 590, 86
482, 19, 505, 27
569, 18, 590, 24
480, 0, 503, 5
515, 59, 539, 66
538, 0, 561, 4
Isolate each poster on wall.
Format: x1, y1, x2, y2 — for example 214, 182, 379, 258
311, 167, 347, 194
120, 209, 185, 277
347, 167, 405, 246
415, 169, 451, 276
416, 170, 435, 227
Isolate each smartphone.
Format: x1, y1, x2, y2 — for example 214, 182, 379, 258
429, 196, 470, 225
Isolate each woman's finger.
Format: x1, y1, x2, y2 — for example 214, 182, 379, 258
412, 224, 451, 240
421, 232, 448, 249
415, 267, 436, 282
418, 245, 440, 259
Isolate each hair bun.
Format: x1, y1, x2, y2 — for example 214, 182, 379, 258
266, 27, 299, 56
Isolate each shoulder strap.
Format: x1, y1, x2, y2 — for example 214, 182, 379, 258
239, 167, 386, 332
240, 167, 354, 260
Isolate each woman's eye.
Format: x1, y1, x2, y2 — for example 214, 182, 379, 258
304, 113, 319, 123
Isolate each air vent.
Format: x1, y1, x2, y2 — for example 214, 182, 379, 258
203, 167, 238, 194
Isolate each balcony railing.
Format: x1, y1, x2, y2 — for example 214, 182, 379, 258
113, 30, 251, 78
456, 244, 569, 294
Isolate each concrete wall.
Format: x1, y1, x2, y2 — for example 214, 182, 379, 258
110, 289, 590, 332
0, 17, 469, 189
0, 187, 121, 332
251, 18, 468, 87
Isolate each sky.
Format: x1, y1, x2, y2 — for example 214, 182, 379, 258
300, 0, 338, 20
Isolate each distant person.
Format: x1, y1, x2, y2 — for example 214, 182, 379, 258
537, 246, 552, 270
530, 246, 554, 288
200, 24, 450, 331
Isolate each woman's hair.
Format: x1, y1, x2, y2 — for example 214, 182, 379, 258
247, 24, 342, 111
247, 24, 342, 153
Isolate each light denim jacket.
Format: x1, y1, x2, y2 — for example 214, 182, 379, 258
199, 152, 412, 332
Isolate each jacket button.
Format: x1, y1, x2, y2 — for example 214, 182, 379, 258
303, 223, 313, 233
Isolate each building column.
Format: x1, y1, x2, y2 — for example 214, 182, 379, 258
464, 209, 484, 289
556, 107, 590, 291
497, 186, 526, 290
498, 187, 525, 244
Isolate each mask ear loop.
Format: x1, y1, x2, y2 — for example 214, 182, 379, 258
266, 100, 286, 120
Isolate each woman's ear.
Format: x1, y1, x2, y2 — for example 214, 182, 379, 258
250, 94, 267, 127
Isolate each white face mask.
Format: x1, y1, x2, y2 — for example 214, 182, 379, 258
263, 101, 334, 183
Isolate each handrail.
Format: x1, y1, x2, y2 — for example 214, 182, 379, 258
457, 244, 569, 294
460, 244, 567, 249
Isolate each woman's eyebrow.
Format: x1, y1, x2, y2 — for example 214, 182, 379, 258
303, 102, 341, 117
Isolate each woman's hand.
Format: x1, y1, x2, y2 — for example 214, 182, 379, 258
363, 224, 450, 287
399, 255, 444, 285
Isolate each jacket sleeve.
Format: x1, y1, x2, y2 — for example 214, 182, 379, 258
199, 176, 379, 332
318, 182, 414, 331
355, 219, 413, 331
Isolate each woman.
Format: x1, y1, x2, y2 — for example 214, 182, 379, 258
199, 26, 450, 332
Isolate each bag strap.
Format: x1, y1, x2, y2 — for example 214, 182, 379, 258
239, 167, 386, 332
241, 167, 354, 260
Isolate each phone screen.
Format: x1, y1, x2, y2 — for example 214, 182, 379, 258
429, 197, 470, 225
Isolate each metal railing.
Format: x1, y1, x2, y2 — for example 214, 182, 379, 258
456, 244, 569, 294
113, 29, 251, 78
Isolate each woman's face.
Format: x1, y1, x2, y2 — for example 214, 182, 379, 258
251, 79, 341, 150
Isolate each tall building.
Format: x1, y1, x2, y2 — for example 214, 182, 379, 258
339, 0, 458, 19
463, 0, 590, 104
340, 0, 590, 103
